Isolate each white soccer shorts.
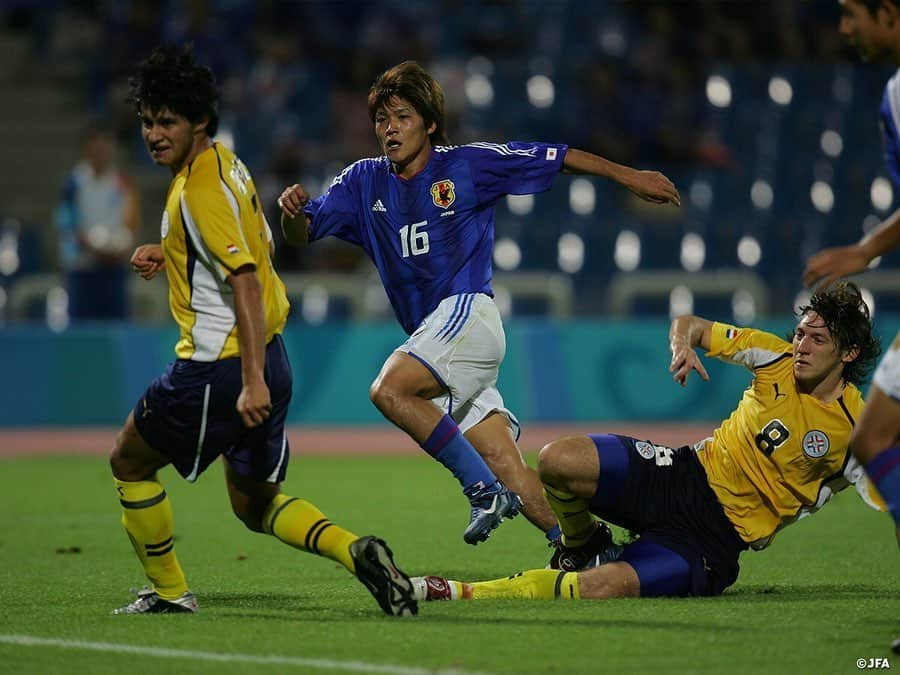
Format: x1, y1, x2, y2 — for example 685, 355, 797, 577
398, 292, 520, 437
873, 331, 900, 401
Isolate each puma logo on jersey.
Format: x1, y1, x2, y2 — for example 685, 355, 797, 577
372, 199, 387, 212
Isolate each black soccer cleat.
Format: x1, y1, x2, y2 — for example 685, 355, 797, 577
350, 536, 418, 616
547, 522, 621, 572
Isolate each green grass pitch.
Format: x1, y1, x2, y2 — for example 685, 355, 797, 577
0, 454, 896, 674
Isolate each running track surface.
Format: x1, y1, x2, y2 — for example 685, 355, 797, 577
0, 423, 716, 458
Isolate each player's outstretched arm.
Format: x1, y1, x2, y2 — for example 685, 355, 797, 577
561, 148, 681, 206
278, 183, 311, 247
130, 243, 165, 280
803, 207, 900, 288
668, 315, 712, 387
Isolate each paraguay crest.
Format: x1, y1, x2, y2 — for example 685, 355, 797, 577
802, 429, 830, 458
431, 179, 456, 209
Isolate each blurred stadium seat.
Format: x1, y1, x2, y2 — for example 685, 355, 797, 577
2, 1, 900, 326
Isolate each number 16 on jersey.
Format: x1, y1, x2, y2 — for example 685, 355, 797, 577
399, 220, 430, 258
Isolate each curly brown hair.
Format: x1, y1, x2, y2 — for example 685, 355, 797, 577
795, 282, 881, 385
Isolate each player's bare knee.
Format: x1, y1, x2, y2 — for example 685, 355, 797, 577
537, 437, 580, 487
369, 377, 398, 414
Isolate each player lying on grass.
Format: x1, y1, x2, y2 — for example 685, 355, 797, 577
411, 282, 885, 601
278, 60, 680, 548
112, 45, 416, 617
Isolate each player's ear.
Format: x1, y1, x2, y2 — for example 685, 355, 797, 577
880, 0, 900, 25
193, 116, 210, 137
426, 120, 437, 137
842, 345, 860, 364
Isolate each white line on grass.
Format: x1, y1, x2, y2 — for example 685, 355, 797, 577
0, 634, 495, 675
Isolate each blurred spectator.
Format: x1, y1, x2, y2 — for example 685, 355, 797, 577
54, 120, 140, 321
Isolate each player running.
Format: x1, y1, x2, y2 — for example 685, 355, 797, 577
278, 60, 680, 546
111, 45, 417, 617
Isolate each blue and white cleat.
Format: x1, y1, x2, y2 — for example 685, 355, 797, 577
462, 483, 523, 545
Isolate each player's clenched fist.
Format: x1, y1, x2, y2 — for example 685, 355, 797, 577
277, 184, 311, 219
130, 243, 165, 280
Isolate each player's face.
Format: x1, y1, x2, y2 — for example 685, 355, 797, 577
140, 105, 207, 173
838, 0, 891, 61
374, 96, 437, 177
791, 312, 848, 383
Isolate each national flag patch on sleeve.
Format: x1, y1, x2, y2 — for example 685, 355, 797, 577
226, 244, 240, 254
725, 328, 739, 339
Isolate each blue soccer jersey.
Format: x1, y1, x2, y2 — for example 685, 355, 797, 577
879, 70, 900, 188
304, 142, 567, 334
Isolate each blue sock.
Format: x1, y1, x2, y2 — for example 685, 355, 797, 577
546, 524, 562, 543
866, 446, 900, 524
421, 415, 498, 494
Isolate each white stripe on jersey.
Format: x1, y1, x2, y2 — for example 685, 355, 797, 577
329, 157, 381, 188
888, 69, 900, 138
218, 178, 252, 252
724, 346, 787, 370
434, 142, 539, 157
180, 193, 238, 361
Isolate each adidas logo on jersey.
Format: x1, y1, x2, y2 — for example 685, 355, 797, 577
372, 199, 387, 212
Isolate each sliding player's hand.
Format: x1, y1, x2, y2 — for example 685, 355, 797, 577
277, 184, 311, 219
669, 345, 709, 387
237, 380, 272, 428
803, 245, 869, 289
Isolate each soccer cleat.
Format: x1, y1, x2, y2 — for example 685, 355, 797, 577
411, 575, 460, 601
547, 522, 621, 572
462, 483, 523, 545
112, 587, 198, 614
350, 535, 418, 617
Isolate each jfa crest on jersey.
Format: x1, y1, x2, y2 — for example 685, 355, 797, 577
696, 322, 881, 548
303, 141, 567, 334
431, 179, 456, 208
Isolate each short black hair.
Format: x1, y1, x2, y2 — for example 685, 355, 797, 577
128, 44, 219, 137
795, 281, 881, 385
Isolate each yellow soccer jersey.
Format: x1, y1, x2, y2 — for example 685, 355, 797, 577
695, 322, 882, 549
160, 143, 289, 360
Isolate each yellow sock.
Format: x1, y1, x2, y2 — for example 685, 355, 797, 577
262, 494, 358, 573
468, 570, 581, 600
114, 477, 188, 600
543, 486, 595, 547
